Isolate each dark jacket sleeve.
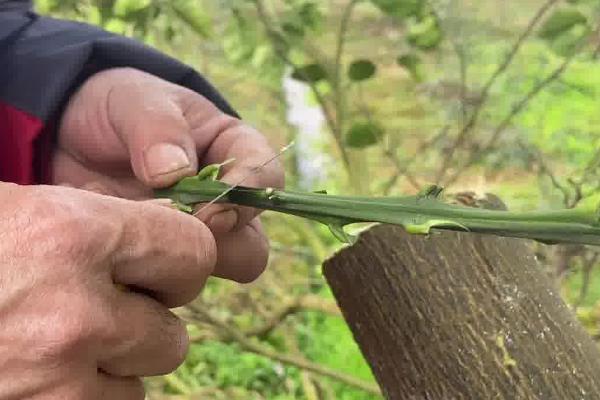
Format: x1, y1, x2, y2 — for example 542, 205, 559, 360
0, 1, 238, 184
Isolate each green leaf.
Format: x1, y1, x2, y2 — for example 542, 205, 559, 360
35, 0, 59, 14
250, 45, 273, 69
171, 0, 213, 38
174, 202, 193, 213
548, 24, 591, 57
282, 21, 305, 38
327, 224, 356, 244
397, 53, 423, 81
291, 63, 328, 83
417, 185, 444, 200
348, 60, 377, 82
280, 1, 322, 40
538, 8, 588, 40
345, 122, 384, 148
164, 24, 176, 41
297, 1, 322, 29
104, 18, 128, 34
370, 0, 424, 19
113, 0, 150, 18
407, 15, 443, 51
196, 158, 235, 181
405, 219, 470, 235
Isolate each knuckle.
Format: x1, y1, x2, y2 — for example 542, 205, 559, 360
47, 218, 90, 256
16, 191, 87, 260
236, 256, 268, 284
38, 305, 96, 361
162, 210, 218, 272
236, 234, 269, 284
192, 222, 218, 274
213, 113, 243, 133
159, 314, 190, 373
171, 318, 190, 370
134, 208, 217, 307
27, 191, 122, 265
171, 221, 216, 305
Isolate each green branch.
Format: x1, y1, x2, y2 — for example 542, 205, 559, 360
155, 166, 600, 246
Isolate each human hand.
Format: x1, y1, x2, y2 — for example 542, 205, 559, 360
53, 67, 284, 282
0, 182, 218, 399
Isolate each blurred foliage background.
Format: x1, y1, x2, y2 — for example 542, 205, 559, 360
36, 0, 600, 398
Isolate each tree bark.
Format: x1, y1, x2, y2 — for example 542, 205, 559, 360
323, 225, 600, 399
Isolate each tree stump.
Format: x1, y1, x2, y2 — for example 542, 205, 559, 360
323, 225, 600, 399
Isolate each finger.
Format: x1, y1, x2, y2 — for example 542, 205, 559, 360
212, 218, 269, 283
111, 200, 217, 307
106, 70, 199, 188
98, 374, 145, 400
53, 147, 151, 200
179, 92, 284, 232
39, 367, 143, 400
203, 124, 284, 232
193, 203, 240, 236
97, 291, 188, 377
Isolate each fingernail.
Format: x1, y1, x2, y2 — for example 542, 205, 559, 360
207, 210, 239, 234
145, 143, 190, 178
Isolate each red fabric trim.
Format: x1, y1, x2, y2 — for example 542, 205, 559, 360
0, 102, 50, 185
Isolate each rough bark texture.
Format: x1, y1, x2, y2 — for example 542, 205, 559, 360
323, 225, 600, 400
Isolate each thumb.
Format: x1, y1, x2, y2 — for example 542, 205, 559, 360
106, 71, 198, 188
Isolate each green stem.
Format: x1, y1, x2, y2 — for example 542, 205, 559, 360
156, 179, 600, 246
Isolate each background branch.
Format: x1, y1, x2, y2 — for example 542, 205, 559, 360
253, 0, 351, 168
243, 295, 341, 338
434, 0, 559, 184
444, 36, 600, 186
186, 303, 382, 396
